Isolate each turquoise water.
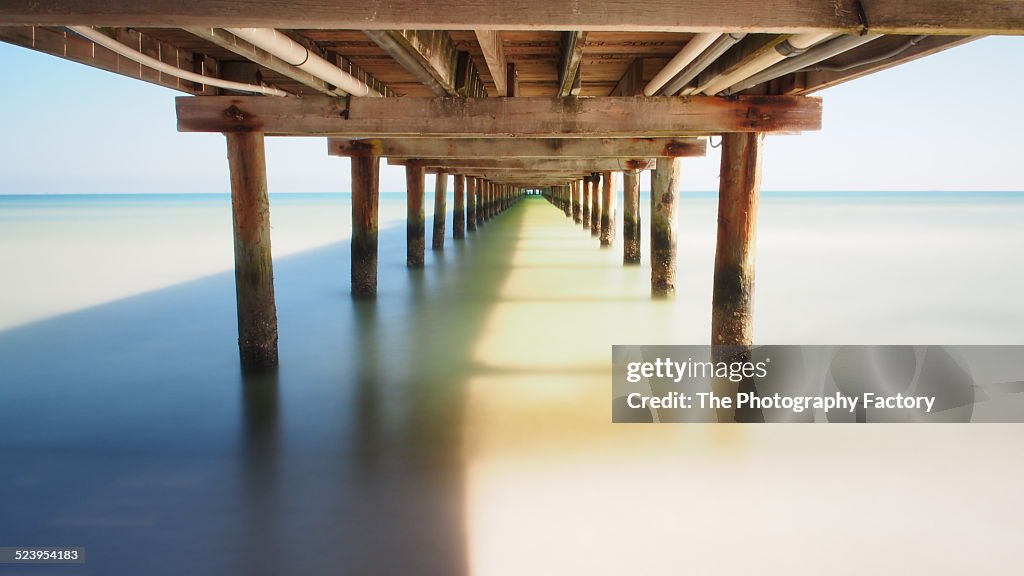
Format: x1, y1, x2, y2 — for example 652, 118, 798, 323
1, 192, 1023, 574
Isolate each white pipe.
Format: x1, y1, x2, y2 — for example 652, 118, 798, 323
68, 26, 289, 97
699, 33, 832, 95
227, 28, 382, 98
643, 33, 720, 96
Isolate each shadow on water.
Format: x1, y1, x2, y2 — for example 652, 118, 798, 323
0, 201, 529, 575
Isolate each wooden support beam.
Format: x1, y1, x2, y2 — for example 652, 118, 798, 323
226, 131, 278, 370
432, 171, 448, 250
331, 137, 706, 159
0, 26, 214, 95
388, 157, 654, 172
609, 57, 645, 96
474, 30, 507, 96
600, 170, 615, 248
590, 172, 601, 237
180, 95, 821, 137
562, 184, 572, 217
558, 31, 588, 97
466, 177, 478, 232
405, 163, 426, 267
453, 174, 466, 239
712, 132, 762, 346
351, 151, 380, 297
453, 50, 488, 98
582, 176, 592, 228
572, 179, 582, 223
622, 163, 643, 264
506, 63, 520, 97
423, 168, 592, 182
651, 157, 680, 295
364, 29, 459, 96
476, 179, 485, 227
185, 27, 345, 97
6, 2, 1024, 35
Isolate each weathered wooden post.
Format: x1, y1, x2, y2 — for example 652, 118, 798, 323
350, 148, 381, 300
432, 171, 448, 250
226, 131, 278, 370
582, 176, 591, 228
622, 162, 642, 264
467, 177, 478, 232
562, 184, 572, 217
454, 174, 466, 239
572, 179, 582, 223
476, 179, 485, 226
406, 162, 426, 267
590, 172, 601, 237
488, 181, 495, 219
651, 157, 681, 295
712, 133, 763, 346
600, 170, 615, 247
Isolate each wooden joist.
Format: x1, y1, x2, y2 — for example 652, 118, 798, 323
363, 29, 459, 96
474, 30, 508, 96
4, 1, 1023, 35
558, 31, 587, 97
177, 95, 822, 136
329, 137, 705, 158
0, 25, 217, 95
387, 157, 654, 172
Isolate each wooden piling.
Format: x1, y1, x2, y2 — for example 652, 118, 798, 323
582, 177, 591, 228
600, 170, 615, 247
351, 151, 380, 298
432, 171, 448, 250
572, 179, 582, 223
651, 157, 681, 295
562, 184, 572, 217
406, 162, 425, 267
467, 177, 477, 232
226, 131, 278, 370
712, 132, 763, 346
590, 172, 601, 237
622, 164, 642, 264
454, 174, 466, 239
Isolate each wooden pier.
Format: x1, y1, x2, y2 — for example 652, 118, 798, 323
3, 1, 1021, 392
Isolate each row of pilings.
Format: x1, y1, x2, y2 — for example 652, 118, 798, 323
225, 135, 526, 372
541, 133, 763, 357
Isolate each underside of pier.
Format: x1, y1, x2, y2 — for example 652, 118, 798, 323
2, 1, 1020, 376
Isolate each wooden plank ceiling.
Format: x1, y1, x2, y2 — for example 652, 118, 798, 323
0, 26, 976, 100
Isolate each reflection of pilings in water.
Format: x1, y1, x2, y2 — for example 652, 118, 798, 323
238, 368, 282, 574
352, 300, 384, 467
343, 202, 530, 575
711, 345, 764, 423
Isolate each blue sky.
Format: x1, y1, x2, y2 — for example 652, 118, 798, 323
1, 36, 1022, 194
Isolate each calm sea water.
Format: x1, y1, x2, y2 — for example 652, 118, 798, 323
1, 192, 1023, 575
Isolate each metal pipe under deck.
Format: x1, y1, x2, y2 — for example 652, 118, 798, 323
226, 28, 382, 97
662, 33, 746, 96
643, 33, 721, 96
724, 34, 883, 94
698, 33, 833, 95
68, 26, 289, 96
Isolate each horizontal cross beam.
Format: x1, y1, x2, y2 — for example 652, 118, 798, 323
329, 137, 705, 158
4, 1, 1023, 35
177, 95, 821, 136
389, 157, 654, 171
425, 168, 589, 179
